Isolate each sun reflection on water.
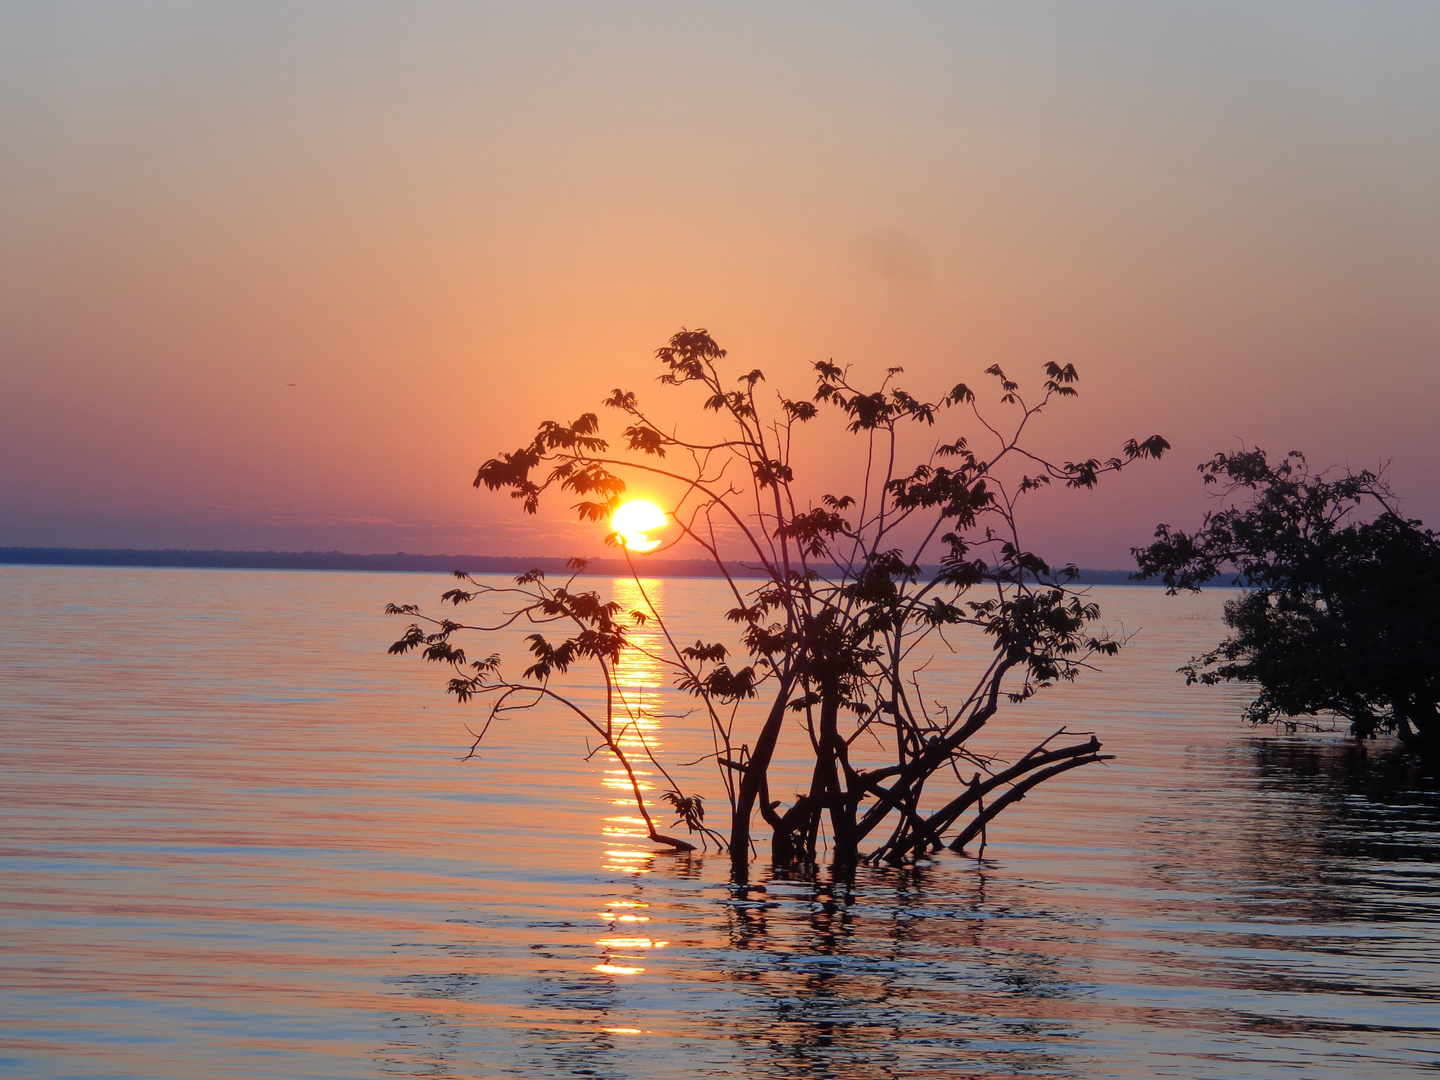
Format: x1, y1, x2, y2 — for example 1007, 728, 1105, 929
593, 577, 671, 976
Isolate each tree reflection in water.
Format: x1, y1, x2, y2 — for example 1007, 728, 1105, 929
380, 857, 1093, 1079
1152, 736, 1439, 924
1249, 738, 1440, 871
377, 732, 1439, 1079
700, 866, 1085, 1079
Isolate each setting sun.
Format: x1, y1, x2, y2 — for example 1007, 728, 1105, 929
611, 499, 667, 553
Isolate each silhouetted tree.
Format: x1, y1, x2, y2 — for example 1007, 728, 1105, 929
1134, 449, 1440, 757
391, 329, 1168, 875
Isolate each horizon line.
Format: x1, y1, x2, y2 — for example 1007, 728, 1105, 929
0, 545, 1158, 584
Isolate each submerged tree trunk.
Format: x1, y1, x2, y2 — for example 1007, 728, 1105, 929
764, 679, 867, 873
729, 678, 794, 880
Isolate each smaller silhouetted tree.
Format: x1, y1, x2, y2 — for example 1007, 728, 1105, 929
1134, 449, 1440, 757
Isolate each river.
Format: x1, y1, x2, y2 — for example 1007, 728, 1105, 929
2, 566, 1437, 1078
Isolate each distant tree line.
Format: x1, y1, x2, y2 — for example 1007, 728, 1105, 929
1, 547, 1157, 584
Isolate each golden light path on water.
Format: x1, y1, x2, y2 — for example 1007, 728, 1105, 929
591, 577, 670, 998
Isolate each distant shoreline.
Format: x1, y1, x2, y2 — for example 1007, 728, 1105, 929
0, 546, 1165, 585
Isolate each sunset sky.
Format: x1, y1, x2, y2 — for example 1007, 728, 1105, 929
3, 2, 1438, 568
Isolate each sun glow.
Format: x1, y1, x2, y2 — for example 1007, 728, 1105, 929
611, 499, 667, 552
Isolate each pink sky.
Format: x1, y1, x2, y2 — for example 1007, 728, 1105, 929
3, 3, 1438, 568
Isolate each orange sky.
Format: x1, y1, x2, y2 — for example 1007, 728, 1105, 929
2, 3, 1438, 567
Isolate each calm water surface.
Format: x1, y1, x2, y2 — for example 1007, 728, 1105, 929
2, 566, 1438, 1078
